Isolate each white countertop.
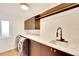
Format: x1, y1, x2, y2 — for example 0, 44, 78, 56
22, 34, 79, 56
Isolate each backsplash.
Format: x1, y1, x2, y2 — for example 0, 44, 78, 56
40, 7, 79, 45
25, 30, 40, 36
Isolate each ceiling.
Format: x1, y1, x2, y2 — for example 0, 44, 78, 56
0, 3, 60, 20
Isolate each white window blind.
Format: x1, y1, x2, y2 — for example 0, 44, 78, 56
0, 20, 9, 38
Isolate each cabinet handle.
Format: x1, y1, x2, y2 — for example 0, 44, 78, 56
50, 48, 53, 51
53, 49, 56, 52
50, 48, 57, 52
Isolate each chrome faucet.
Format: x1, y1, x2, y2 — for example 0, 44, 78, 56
56, 27, 68, 43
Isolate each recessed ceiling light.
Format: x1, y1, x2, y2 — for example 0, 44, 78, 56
20, 3, 29, 10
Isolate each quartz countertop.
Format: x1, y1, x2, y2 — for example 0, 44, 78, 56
22, 34, 79, 56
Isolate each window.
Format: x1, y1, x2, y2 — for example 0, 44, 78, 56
0, 20, 9, 38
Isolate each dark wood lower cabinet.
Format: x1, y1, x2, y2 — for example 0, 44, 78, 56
29, 40, 73, 56
40, 43, 72, 56
51, 48, 72, 56
30, 40, 41, 56
40, 43, 52, 56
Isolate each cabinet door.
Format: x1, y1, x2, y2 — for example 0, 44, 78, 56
28, 18, 35, 29
30, 40, 41, 56
24, 17, 35, 30
40, 43, 52, 56
51, 48, 65, 56
23, 39, 30, 56
35, 15, 40, 30
24, 16, 40, 30
35, 19, 40, 29
51, 48, 72, 56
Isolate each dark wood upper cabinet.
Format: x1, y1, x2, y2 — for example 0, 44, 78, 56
39, 3, 79, 19
24, 15, 40, 30
24, 3, 79, 30
24, 17, 35, 30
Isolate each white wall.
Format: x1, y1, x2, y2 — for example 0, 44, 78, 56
0, 12, 24, 53
9, 16, 24, 50
40, 7, 79, 46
